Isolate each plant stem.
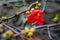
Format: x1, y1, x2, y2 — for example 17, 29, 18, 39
2, 22, 20, 34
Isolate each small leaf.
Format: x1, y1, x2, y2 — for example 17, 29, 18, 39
2, 33, 11, 39
35, 1, 39, 4
30, 28, 35, 32
25, 27, 29, 33
52, 14, 59, 22
27, 32, 33, 37
35, 6, 39, 9
2, 16, 7, 19
23, 18, 27, 24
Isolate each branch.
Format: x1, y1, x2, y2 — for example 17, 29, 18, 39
47, 26, 53, 39
2, 22, 20, 34
6, 23, 20, 31
1, 21, 25, 38
6, 22, 60, 37
2, 2, 36, 21
35, 22, 60, 29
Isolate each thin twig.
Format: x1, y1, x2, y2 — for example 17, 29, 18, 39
1, 21, 25, 38
35, 23, 60, 29
2, 0, 47, 21
47, 26, 53, 39
42, 0, 47, 11
2, 22, 20, 34
37, 28, 60, 31
2, 2, 36, 21
6, 23, 20, 31
14, 23, 60, 37
50, 32, 60, 40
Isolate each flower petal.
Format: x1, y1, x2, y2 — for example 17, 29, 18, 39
27, 14, 35, 24
36, 16, 44, 25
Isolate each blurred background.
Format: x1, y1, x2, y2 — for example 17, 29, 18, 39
0, 0, 60, 40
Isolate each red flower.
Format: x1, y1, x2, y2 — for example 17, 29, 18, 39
27, 9, 44, 25
27, 14, 35, 24
31, 9, 44, 16
35, 16, 44, 25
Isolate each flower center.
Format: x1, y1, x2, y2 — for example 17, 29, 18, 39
35, 13, 40, 18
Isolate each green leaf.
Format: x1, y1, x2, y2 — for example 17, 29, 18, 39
35, 1, 39, 4
25, 27, 29, 33
23, 18, 27, 24
52, 14, 59, 22
35, 6, 39, 9
2, 33, 11, 39
2, 16, 7, 19
6, 33, 11, 39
